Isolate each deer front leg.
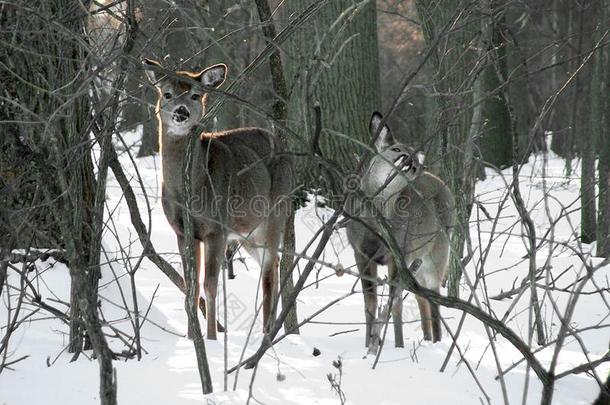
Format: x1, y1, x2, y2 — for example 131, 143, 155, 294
203, 234, 224, 340
355, 252, 378, 347
430, 287, 442, 342
388, 260, 404, 348
416, 295, 433, 341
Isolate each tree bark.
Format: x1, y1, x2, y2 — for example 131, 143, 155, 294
582, 5, 602, 244
478, 0, 512, 169
596, 1, 610, 257
284, 0, 381, 196
549, 0, 576, 159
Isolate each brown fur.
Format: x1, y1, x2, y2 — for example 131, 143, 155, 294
145, 60, 293, 339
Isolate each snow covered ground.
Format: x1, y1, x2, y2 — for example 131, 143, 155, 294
1, 136, 608, 404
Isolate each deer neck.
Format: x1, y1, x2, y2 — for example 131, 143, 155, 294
159, 123, 194, 194
363, 159, 407, 199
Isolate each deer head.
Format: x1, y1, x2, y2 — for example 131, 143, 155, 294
143, 58, 227, 136
369, 112, 422, 183
362, 111, 423, 202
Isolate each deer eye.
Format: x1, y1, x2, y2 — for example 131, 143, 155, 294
391, 147, 400, 152
163, 92, 172, 99
191, 94, 201, 100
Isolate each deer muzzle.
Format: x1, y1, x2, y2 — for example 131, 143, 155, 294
394, 154, 415, 173
173, 105, 190, 123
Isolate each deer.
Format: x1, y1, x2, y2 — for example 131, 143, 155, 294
143, 59, 293, 340
346, 112, 455, 348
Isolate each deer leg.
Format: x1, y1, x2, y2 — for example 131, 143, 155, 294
416, 295, 433, 341
430, 288, 442, 342
388, 260, 404, 348
261, 250, 279, 333
356, 252, 378, 347
203, 234, 224, 340
246, 220, 282, 333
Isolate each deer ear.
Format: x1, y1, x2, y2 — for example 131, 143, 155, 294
199, 64, 227, 88
370, 112, 393, 152
143, 58, 162, 84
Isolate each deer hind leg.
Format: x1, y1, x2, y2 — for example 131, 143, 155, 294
260, 250, 279, 333
243, 240, 279, 333
242, 243, 279, 333
203, 234, 225, 340
430, 287, 442, 342
388, 260, 404, 348
415, 295, 433, 341
355, 252, 378, 347
247, 221, 282, 333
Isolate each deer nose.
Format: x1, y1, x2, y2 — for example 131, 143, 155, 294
394, 153, 411, 165
173, 106, 190, 122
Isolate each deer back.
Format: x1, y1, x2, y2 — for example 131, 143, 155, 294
162, 128, 290, 240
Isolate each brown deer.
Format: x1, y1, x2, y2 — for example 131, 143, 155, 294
144, 59, 293, 340
346, 112, 455, 347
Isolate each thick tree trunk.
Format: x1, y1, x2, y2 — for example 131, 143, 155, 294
549, 1, 575, 159
4, 1, 134, 401
205, 0, 245, 130
564, 4, 586, 176
478, 0, 512, 169
284, 0, 381, 195
596, 1, 610, 257
582, 6, 602, 244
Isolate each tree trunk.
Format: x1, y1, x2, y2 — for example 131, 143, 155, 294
596, 1, 610, 257
478, 0, 512, 169
582, 4, 602, 244
205, 0, 245, 131
564, 4, 586, 176
2, 1, 130, 401
284, 0, 381, 195
549, 0, 575, 159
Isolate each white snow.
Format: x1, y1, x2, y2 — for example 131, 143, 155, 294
1, 139, 608, 404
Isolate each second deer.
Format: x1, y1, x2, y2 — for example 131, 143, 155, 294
346, 112, 455, 347
144, 59, 293, 340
